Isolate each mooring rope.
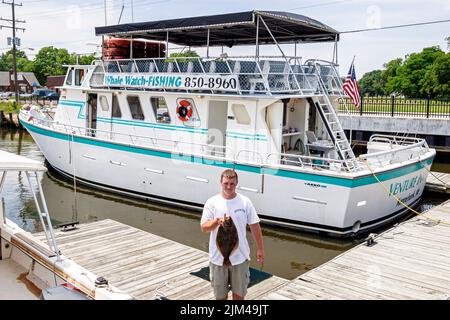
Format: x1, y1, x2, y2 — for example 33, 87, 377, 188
420, 161, 450, 189
360, 158, 450, 227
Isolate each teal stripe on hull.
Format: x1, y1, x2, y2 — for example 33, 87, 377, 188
21, 120, 433, 188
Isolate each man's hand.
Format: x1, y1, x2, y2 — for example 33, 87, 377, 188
256, 248, 264, 265
201, 216, 224, 233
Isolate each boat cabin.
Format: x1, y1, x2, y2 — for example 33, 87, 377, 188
55, 11, 353, 169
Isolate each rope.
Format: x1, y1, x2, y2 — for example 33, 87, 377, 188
421, 161, 450, 188
360, 158, 450, 227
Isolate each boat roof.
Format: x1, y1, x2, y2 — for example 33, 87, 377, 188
95, 10, 339, 47
0, 150, 46, 172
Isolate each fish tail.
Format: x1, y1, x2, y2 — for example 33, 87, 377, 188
223, 258, 231, 267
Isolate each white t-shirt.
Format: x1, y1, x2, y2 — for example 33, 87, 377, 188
201, 193, 260, 266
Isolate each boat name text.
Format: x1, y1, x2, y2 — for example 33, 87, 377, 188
104, 73, 239, 91
389, 174, 424, 197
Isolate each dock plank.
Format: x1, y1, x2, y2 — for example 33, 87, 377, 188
258, 200, 450, 300
36, 218, 283, 300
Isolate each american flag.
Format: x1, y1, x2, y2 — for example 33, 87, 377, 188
343, 62, 361, 108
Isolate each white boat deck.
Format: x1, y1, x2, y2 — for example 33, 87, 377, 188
34, 219, 287, 300
0, 259, 39, 300
260, 199, 450, 300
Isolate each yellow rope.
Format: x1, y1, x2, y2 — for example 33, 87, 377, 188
421, 161, 450, 188
360, 158, 450, 227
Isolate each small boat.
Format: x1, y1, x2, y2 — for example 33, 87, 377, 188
0, 149, 131, 299
19, 10, 435, 237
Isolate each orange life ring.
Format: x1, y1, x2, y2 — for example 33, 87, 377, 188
176, 100, 193, 122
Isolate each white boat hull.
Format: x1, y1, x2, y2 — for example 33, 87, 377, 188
22, 120, 435, 237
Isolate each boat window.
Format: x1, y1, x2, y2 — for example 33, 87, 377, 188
99, 95, 109, 112
127, 95, 145, 120
150, 97, 171, 123
66, 69, 73, 85
75, 69, 85, 86
112, 94, 122, 118
177, 98, 200, 127
231, 104, 251, 125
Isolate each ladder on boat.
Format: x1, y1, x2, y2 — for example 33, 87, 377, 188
307, 67, 358, 170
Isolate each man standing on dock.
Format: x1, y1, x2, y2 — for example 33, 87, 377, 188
201, 169, 264, 300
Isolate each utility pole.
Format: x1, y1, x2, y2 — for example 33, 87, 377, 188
1, 0, 25, 104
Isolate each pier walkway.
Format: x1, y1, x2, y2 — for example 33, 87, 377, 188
260, 200, 450, 300
35, 219, 287, 300
34, 200, 450, 300
426, 172, 450, 194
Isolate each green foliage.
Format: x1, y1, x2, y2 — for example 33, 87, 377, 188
31, 46, 74, 85
359, 46, 450, 99
359, 70, 386, 96
167, 50, 199, 62
0, 47, 96, 86
0, 49, 33, 72
0, 101, 20, 114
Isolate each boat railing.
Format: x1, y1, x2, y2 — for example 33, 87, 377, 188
266, 152, 350, 172
304, 59, 345, 95
368, 134, 427, 147
359, 135, 430, 167
20, 110, 233, 159
89, 56, 343, 96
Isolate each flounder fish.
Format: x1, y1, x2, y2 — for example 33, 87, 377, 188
216, 214, 239, 267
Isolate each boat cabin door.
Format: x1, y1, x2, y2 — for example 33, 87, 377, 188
207, 101, 228, 156
87, 93, 98, 137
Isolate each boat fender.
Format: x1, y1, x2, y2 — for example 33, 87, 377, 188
176, 99, 193, 121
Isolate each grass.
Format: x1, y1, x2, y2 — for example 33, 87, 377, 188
0, 101, 21, 114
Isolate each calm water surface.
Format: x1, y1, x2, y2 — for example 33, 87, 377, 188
1, 128, 447, 280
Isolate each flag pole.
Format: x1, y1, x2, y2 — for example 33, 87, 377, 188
349, 55, 355, 146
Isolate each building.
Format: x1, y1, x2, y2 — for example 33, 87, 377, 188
45, 75, 66, 93
0, 71, 41, 93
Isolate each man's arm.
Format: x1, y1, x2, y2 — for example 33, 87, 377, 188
201, 217, 223, 233
249, 223, 264, 265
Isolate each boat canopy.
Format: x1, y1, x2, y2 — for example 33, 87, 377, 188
95, 10, 339, 47
0, 150, 46, 172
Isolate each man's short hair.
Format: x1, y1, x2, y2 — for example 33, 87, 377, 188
220, 169, 238, 183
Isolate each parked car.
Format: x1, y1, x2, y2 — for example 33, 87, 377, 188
32, 89, 55, 98
46, 92, 60, 101
20, 93, 33, 99
0, 92, 14, 100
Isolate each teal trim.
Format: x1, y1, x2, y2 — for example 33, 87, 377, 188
226, 134, 268, 141
21, 120, 433, 188
225, 131, 267, 141
58, 99, 207, 134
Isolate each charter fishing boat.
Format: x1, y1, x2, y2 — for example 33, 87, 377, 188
19, 10, 435, 237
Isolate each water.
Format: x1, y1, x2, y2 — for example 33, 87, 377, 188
1, 128, 447, 280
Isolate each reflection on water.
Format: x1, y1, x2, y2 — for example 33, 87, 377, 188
1, 128, 448, 280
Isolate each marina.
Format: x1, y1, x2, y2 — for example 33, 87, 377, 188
18, 11, 436, 237
0, 3, 449, 302
1, 161, 449, 299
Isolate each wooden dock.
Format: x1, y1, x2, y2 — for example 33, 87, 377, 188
35, 219, 287, 300
426, 171, 450, 194
260, 200, 450, 300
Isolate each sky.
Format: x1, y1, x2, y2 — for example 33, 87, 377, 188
0, 0, 449, 78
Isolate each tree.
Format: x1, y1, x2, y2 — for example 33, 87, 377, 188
359, 70, 386, 96
32, 47, 74, 85
71, 53, 97, 65
421, 53, 450, 98
168, 50, 199, 62
0, 49, 33, 72
387, 46, 445, 98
